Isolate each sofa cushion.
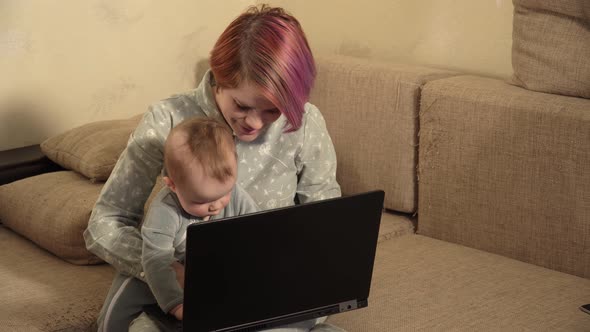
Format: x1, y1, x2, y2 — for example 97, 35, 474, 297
377, 211, 414, 243
310, 56, 456, 213
327, 235, 590, 331
511, 0, 590, 99
419, 75, 590, 278
0, 171, 104, 264
41, 114, 143, 182
0, 225, 114, 332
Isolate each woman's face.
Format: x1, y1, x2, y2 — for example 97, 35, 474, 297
214, 80, 281, 142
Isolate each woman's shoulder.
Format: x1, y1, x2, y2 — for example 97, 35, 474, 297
303, 101, 321, 116
302, 102, 329, 123
148, 71, 219, 125
131, 88, 213, 151
147, 90, 207, 123
135, 90, 212, 141
299, 102, 329, 130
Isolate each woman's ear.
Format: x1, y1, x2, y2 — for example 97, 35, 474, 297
163, 176, 176, 193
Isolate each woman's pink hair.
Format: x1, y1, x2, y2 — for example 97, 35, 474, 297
210, 5, 316, 132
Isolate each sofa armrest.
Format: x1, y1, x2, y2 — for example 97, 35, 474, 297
418, 75, 590, 279
0, 145, 63, 185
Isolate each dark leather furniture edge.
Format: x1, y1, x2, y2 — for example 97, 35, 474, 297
0, 145, 63, 186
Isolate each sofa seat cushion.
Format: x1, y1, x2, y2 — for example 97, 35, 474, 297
0, 171, 103, 264
511, 0, 590, 98
41, 114, 143, 182
0, 225, 114, 332
327, 234, 590, 331
377, 211, 414, 243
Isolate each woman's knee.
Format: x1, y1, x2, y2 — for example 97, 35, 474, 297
129, 312, 162, 332
99, 275, 156, 332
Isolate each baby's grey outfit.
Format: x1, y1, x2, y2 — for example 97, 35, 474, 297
97, 185, 258, 332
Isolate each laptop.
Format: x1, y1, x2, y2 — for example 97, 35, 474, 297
145, 190, 384, 331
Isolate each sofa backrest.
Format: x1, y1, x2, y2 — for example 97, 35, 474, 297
310, 56, 456, 213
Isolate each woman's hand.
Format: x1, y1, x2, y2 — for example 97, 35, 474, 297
171, 261, 185, 289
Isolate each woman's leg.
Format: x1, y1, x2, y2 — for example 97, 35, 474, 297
97, 273, 157, 332
258, 317, 324, 332
310, 323, 347, 332
259, 316, 347, 332
129, 311, 186, 332
129, 312, 161, 332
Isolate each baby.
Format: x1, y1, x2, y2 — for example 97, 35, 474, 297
98, 117, 258, 331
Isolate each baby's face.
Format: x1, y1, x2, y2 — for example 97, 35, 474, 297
171, 161, 236, 218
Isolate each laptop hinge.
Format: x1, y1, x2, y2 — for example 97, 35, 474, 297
339, 300, 358, 312
214, 304, 338, 331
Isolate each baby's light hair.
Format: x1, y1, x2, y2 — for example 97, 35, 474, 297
164, 118, 236, 184
210, 4, 316, 132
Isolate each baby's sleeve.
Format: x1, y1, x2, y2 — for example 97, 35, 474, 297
233, 184, 259, 215
141, 198, 184, 313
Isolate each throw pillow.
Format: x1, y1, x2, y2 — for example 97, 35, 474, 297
41, 114, 143, 182
0, 171, 104, 264
511, 0, 590, 99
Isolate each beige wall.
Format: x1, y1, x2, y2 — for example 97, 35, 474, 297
262, 0, 514, 77
1, 0, 514, 151
0, 0, 251, 151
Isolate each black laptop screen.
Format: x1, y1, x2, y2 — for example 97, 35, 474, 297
183, 191, 384, 332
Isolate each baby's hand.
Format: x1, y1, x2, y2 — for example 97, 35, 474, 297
170, 303, 183, 321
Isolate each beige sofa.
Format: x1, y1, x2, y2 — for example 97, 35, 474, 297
1, 2, 589, 330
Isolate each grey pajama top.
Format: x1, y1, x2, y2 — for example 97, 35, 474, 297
84, 70, 341, 279
142, 185, 258, 313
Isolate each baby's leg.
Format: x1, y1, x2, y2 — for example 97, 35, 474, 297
97, 273, 157, 332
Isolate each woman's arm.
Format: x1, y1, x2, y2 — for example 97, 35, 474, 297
84, 108, 170, 278
295, 104, 342, 203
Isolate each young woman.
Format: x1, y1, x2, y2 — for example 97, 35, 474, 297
85, 5, 343, 331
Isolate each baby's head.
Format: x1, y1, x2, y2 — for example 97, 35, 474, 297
163, 118, 236, 217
